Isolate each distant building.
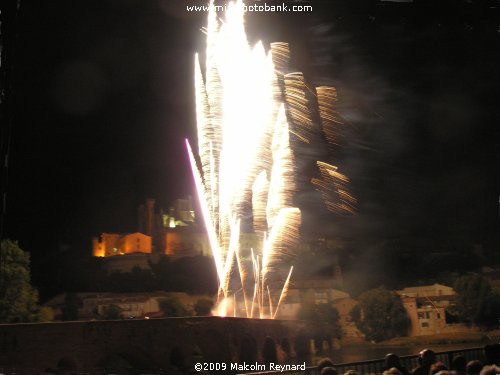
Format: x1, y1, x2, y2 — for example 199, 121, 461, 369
275, 277, 362, 338
137, 197, 263, 258
93, 198, 348, 288
396, 283, 458, 336
137, 198, 167, 252
92, 232, 152, 257
164, 196, 196, 227
45, 292, 213, 320
278, 278, 351, 314
397, 283, 455, 298
164, 228, 211, 257
137, 196, 208, 257
94, 196, 210, 260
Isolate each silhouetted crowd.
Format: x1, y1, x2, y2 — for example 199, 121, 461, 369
317, 344, 500, 375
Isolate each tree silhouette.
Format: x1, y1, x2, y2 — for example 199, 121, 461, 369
351, 287, 409, 342
0, 240, 39, 323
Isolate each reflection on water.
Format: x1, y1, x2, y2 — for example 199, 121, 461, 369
323, 343, 481, 364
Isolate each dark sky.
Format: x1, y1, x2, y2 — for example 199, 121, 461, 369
3, 0, 500, 271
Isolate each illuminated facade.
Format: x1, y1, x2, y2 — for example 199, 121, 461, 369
397, 284, 457, 336
92, 232, 152, 257
164, 229, 211, 257
137, 196, 198, 254
137, 198, 165, 252
163, 196, 196, 227
93, 196, 206, 259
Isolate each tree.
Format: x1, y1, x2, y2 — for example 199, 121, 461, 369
297, 302, 342, 345
0, 240, 39, 323
194, 298, 214, 316
453, 274, 496, 326
160, 297, 189, 317
350, 287, 410, 342
101, 304, 121, 320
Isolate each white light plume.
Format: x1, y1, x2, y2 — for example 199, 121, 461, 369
186, 0, 353, 318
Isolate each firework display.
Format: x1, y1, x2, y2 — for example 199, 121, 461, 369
186, 0, 353, 318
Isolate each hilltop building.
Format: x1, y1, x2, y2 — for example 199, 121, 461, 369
91, 198, 347, 284
137, 196, 198, 254
93, 197, 210, 257
92, 232, 152, 257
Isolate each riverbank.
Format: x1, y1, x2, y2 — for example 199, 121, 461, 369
375, 329, 500, 347
319, 329, 500, 363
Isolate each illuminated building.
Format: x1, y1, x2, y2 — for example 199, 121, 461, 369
137, 198, 165, 252
137, 196, 198, 255
92, 232, 152, 257
93, 196, 209, 260
163, 196, 196, 227
164, 228, 210, 257
396, 284, 458, 336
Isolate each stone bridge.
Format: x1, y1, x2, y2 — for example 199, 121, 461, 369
0, 317, 319, 374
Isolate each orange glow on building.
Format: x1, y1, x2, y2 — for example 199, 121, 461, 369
165, 232, 180, 256
92, 232, 152, 257
121, 233, 152, 254
164, 230, 211, 257
92, 237, 105, 257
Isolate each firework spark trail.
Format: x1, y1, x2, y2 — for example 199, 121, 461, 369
267, 285, 274, 318
252, 171, 269, 233
284, 73, 314, 144
266, 106, 295, 230
235, 239, 249, 317
316, 86, 343, 146
250, 249, 258, 318
187, 0, 300, 318
312, 161, 357, 215
187, 0, 353, 318
262, 208, 301, 285
273, 266, 294, 319
186, 140, 223, 284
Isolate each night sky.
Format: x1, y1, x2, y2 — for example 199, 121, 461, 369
3, 0, 500, 282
